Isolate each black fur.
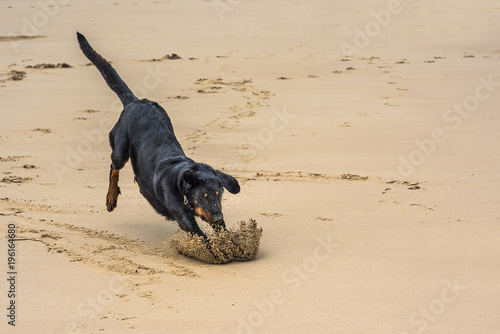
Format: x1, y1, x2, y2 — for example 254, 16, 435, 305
77, 32, 240, 237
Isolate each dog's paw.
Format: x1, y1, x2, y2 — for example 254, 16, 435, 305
106, 187, 120, 212
106, 197, 117, 212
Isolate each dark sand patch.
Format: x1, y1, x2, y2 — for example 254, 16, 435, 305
31, 128, 51, 134
1, 175, 32, 184
0, 156, 29, 162
0, 70, 26, 82
9, 70, 26, 81
0, 35, 46, 42
341, 173, 368, 181
78, 109, 100, 113
315, 216, 334, 221
164, 53, 181, 60
167, 95, 189, 100
172, 220, 263, 264
26, 63, 72, 69
147, 53, 182, 62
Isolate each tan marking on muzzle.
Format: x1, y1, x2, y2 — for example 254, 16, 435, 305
195, 207, 213, 222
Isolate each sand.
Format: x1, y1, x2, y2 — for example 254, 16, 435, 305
1, 0, 500, 333
172, 219, 263, 264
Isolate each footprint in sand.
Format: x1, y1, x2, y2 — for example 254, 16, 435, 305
186, 77, 266, 151
259, 212, 284, 218
144, 53, 182, 62
78, 109, 100, 114
167, 95, 189, 100
1, 176, 32, 184
252, 90, 273, 100
197, 88, 218, 94
26, 63, 72, 69
410, 203, 434, 211
0, 70, 26, 82
22, 164, 37, 169
315, 217, 333, 221
31, 128, 52, 134
341, 174, 368, 181
0, 156, 29, 162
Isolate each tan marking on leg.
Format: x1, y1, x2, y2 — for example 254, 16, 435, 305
106, 169, 120, 212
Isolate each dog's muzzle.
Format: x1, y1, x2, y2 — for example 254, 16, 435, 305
212, 213, 224, 225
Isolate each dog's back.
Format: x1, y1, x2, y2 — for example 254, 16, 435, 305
120, 100, 186, 192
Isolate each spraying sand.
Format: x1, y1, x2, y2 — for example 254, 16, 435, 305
171, 219, 263, 264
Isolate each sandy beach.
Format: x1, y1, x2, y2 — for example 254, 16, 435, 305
1, 0, 500, 333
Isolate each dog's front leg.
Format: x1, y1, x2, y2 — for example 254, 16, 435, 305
172, 209, 206, 238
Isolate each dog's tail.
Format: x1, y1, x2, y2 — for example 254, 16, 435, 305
77, 32, 137, 106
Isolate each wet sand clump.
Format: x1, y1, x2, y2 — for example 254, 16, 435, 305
172, 219, 263, 264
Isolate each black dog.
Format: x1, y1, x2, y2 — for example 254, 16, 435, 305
77, 32, 240, 237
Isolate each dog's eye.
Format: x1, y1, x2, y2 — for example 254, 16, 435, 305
204, 193, 208, 198
216, 191, 219, 196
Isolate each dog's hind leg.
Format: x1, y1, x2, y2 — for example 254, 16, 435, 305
106, 128, 129, 212
134, 175, 142, 194
107, 164, 121, 212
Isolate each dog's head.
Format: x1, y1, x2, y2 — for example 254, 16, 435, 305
182, 164, 240, 229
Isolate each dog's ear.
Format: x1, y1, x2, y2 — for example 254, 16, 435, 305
215, 171, 240, 194
182, 169, 199, 189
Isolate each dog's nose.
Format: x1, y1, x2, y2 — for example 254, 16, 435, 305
212, 213, 224, 224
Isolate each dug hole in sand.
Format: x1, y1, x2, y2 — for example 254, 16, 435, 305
171, 219, 263, 264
